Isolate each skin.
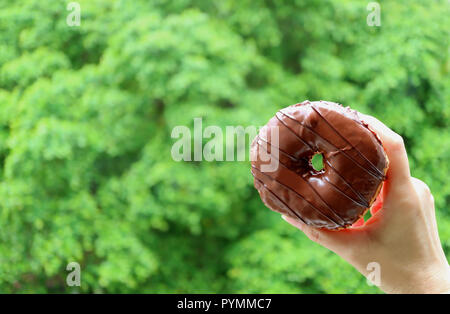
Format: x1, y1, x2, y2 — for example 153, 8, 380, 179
282, 113, 450, 294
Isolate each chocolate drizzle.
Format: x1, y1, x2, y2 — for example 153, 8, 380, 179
251, 100, 388, 229
251, 165, 342, 227
323, 159, 370, 207
275, 113, 316, 151
278, 109, 384, 180
257, 135, 308, 166
253, 176, 308, 225
254, 142, 346, 227
310, 105, 385, 179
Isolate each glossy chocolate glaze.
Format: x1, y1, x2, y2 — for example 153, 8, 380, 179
251, 100, 388, 229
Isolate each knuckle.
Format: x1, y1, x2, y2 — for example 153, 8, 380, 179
411, 177, 433, 202
412, 177, 431, 194
390, 134, 405, 151
423, 183, 431, 195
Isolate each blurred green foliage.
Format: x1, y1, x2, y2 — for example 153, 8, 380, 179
0, 0, 448, 293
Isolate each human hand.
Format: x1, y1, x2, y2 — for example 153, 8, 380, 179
282, 113, 450, 294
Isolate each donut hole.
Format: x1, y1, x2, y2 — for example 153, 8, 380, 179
310, 152, 324, 172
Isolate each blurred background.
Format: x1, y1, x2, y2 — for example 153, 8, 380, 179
0, 0, 448, 293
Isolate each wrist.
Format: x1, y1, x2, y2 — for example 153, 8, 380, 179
399, 263, 450, 294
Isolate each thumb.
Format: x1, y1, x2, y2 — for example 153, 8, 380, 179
358, 113, 411, 189
358, 113, 413, 211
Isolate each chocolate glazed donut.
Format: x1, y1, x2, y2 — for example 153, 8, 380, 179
251, 100, 389, 230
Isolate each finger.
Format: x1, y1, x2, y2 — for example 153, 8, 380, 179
410, 177, 437, 220
358, 113, 411, 188
281, 215, 362, 252
410, 177, 440, 242
410, 177, 432, 202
